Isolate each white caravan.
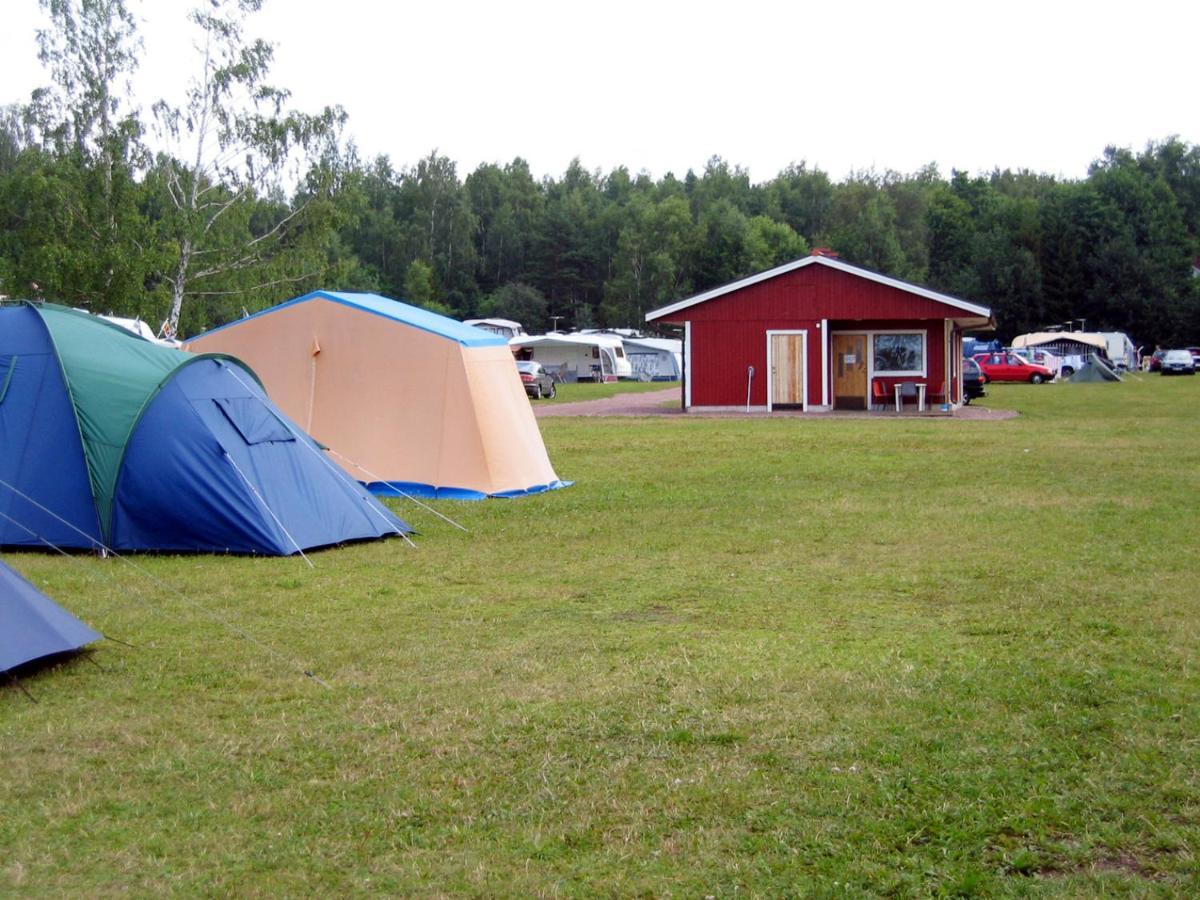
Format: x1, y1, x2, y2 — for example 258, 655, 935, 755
510, 333, 633, 382
464, 318, 527, 339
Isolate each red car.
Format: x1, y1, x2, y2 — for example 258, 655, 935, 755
972, 352, 1054, 384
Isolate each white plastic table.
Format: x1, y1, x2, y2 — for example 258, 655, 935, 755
893, 382, 926, 412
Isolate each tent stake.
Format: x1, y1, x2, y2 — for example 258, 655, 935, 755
5, 673, 38, 704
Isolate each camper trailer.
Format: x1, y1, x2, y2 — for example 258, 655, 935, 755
621, 336, 683, 381
464, 318, 527, 339
510, 333, 633, 382
1011, 332, 1110, 377
1098, 332, 1137, 370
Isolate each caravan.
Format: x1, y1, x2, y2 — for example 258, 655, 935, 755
621, 337, 683, 381
510, 333, 633, 382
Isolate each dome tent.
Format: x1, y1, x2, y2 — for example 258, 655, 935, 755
0, 302, 410, 554
0, 559, 101, 674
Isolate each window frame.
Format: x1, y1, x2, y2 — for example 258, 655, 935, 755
871, 330, 927, 377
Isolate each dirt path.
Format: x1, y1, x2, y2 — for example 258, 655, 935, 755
534, 386, 1017, 419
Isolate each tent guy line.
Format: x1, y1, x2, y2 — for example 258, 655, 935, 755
0, 508, 134, 645
220, 449, 315, 567
324, 447, 470, 533
0, 476, 334, 690
222, 366, 425, 542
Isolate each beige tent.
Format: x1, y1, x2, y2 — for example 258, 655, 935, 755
185, 291, 567, 499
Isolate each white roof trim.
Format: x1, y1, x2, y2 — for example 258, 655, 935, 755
645, 255, 992, 322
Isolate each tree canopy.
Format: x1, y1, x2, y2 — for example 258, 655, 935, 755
2, 2, 1198, 347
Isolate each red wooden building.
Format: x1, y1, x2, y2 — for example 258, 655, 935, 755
645, 254, 994, 412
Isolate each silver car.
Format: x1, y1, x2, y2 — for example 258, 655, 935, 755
1160, 349, 1196, 375
515, 360, 557, 398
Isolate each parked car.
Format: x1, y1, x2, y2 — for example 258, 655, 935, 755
1160, 349, 1196, 375
1145, 349, 1166, 372
972, 352, 1055, 384
1187, 347, 1200, 369
962, 357, 986, 404
515, 360, 557, 398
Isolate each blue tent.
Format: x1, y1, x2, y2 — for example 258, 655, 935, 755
0, 559, 101, 673
0, 302, 411, 554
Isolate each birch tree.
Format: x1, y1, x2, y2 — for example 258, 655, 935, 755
15, 0, 154, 311
151, 0, 344, 337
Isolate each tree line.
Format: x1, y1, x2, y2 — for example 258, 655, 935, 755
2, 1, 1198, 348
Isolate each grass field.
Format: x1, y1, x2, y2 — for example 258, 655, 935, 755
533, 378, 674, 404
2, 377, 1198, 895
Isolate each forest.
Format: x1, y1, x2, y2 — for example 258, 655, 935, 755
2, 0, 1198, 347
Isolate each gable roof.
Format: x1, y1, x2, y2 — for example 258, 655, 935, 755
645, 255, 992, 323
193, 291, 507, 348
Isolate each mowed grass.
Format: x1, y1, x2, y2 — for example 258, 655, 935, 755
2, 376, 1198, 896
533, 378, 674, 404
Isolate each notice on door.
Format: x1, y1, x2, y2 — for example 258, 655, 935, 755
845, 354, 857, 365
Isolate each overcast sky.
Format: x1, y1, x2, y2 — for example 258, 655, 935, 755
1, 0, 1195, 184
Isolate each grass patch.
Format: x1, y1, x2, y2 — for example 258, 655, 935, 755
2, 377, 1198, 895
533, 379, 677, 404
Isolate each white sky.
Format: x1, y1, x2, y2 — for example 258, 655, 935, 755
1, 0, 1196, 184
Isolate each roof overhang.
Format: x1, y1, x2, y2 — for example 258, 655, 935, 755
645, 255, 993, 324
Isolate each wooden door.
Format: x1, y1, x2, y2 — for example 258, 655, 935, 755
770, 333, 805, 408
832, 334, 868, 410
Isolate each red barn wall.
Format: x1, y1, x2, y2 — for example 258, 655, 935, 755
674, 264, 962, 408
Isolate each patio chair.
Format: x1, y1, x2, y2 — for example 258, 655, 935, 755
871, 379, 891, 411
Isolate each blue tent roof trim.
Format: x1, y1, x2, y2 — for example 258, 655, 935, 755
365, 478, 574, 502
0, 560, 101, 673
192, 291, 508, 348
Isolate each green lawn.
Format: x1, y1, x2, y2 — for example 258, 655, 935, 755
3, 377, 1198, 895
533, 378, 676, 404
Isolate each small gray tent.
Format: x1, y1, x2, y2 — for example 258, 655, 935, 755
1, 560, 100, 673
1066, 356, 1122, 382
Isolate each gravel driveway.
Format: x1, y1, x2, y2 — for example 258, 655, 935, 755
534, 386, 1017, 419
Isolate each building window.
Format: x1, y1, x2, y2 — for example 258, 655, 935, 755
873, 333, 924, 375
